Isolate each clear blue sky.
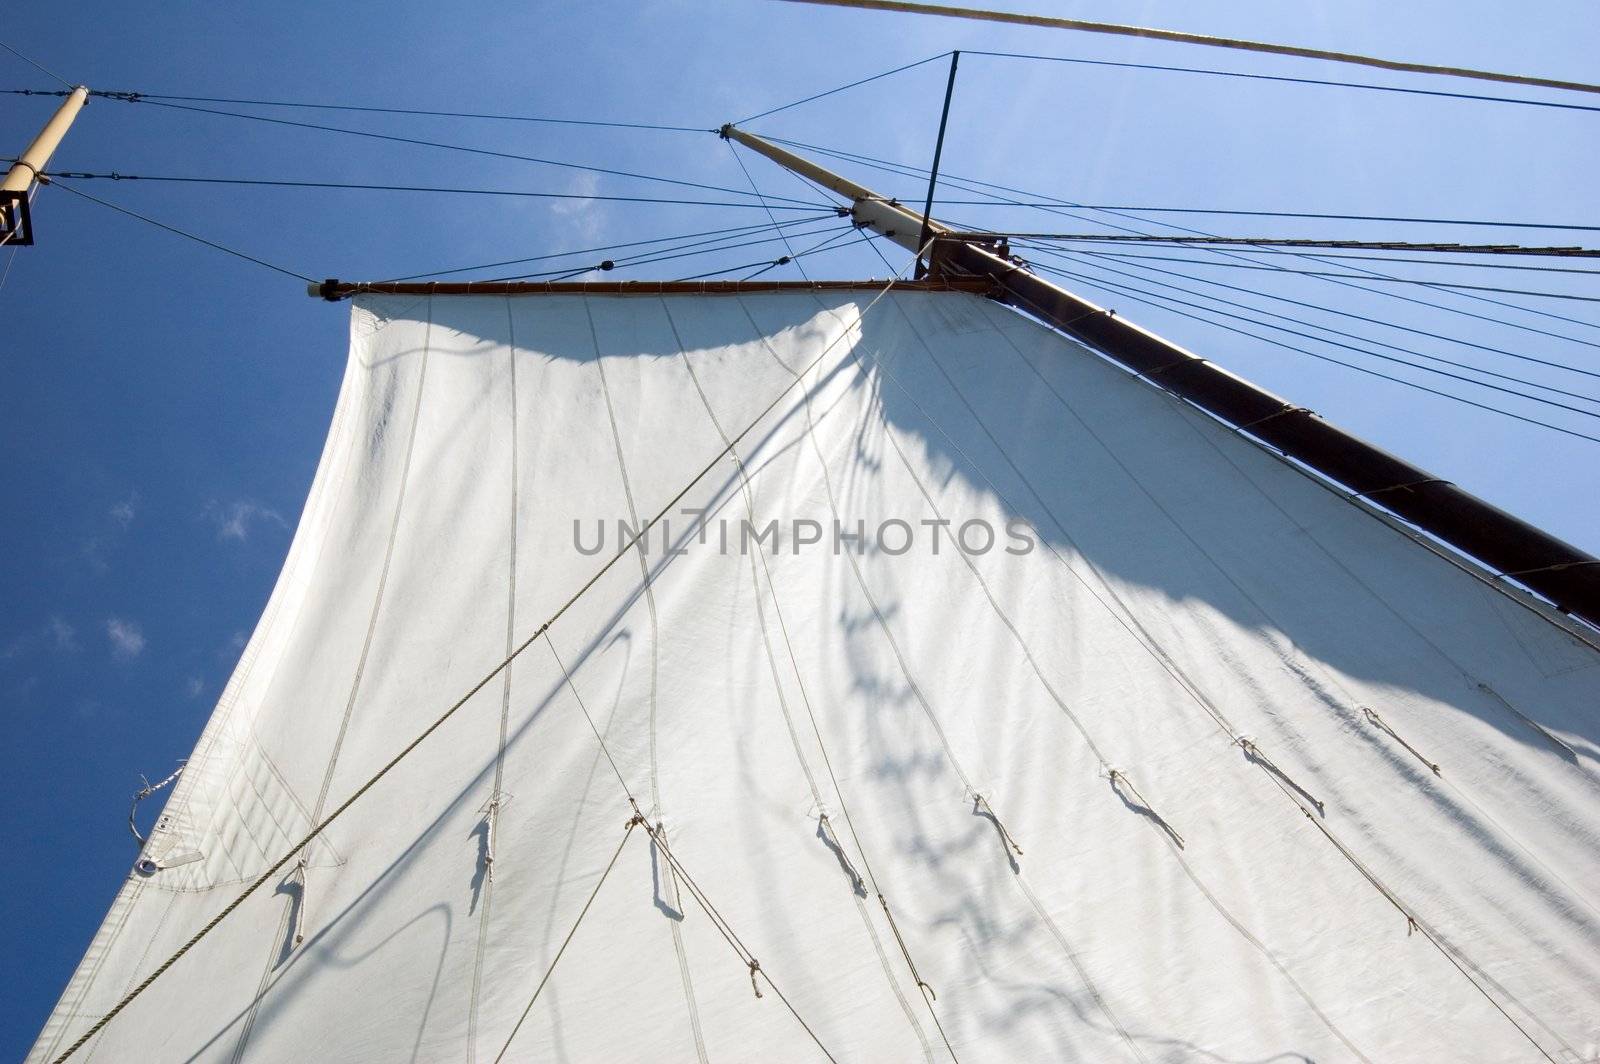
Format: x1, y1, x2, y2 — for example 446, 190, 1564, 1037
2, 1, 1596, 1056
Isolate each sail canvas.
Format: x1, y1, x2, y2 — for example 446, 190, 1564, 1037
30, 288, 1600, 1063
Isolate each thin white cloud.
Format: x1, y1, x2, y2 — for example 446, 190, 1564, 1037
548, 172, 606, 245
47, 616, 77, 652
184, 676, 205, 699
106, 618, 146, 662
207, 499, 287, 542
110, 492, 139, 528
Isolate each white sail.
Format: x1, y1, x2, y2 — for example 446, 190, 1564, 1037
31, 287, 1600, 1063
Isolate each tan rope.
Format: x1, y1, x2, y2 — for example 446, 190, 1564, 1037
493, 816, 641, 1063
779, 0, 1600, 97
1361, 708, 1441, 776
46, 251, 927, 1064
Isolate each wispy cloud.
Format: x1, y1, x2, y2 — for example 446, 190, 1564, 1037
110, 492, 139, 528
184, 676, 205, 699
106, 618, 146, 662
548, 172, 607, 247
2, 616, 80, 661
206, 499, 287, 542
47, 616, 77, 652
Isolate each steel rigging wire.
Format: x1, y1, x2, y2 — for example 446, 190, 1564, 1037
1025, 259, 1600, 445
1017, 245, 1600, 417
37, 170, 838, 212
101, 96, 830, 208
761, 135, 1600, 341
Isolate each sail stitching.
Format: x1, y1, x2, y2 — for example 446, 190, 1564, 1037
788, 291, 1154, 1061
661, 295, 940, 1061
229, 303, 436, 1064
954, 292, 1565, 1058
47, 260, 920, 1064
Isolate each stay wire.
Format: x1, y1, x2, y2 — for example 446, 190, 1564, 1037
670, 223, 864, 281
1027, 259, 1600, 445
736, 51, 952, 125
0, 41, 73, 90
45, 179, 315, 283
962, 49, 1600, 116
779, 2, 1600, 99
766, 134, 1600, 342
1023, 246, 1600, 418
1010, 245, 1600, 277
381, 215, 835, 283
727, 139, 810, 277
493, 818, 641, 1063
486, 218, 849, 284
1020, 241, 1600, 382
922, 202, 1600, 235
84, 89, 709, 133
46, 244, 930, 1064
39, 170, 835, 212
118, 98, 829, 208
1007, 234, 1600, 259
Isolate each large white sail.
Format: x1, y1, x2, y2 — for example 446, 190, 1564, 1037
30, 287, 1600, 1062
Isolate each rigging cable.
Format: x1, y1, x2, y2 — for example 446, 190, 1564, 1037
381, 215, 835, 282
44, 246, 933, 1064
39, 170, 836, 212
671, 223, 867, 282
482, 218, 853, 283
923, 202, 1600, 234
763, 134, 1600, 343
959, 51, 1600, 117
0, 41, 74, 90
62, 89, 710, 133
778, 1, 1600, 97
1018, 245, 1600, 417
102, 96, 829, 208
1024, 259, 1600, 445
1006, 234, 1600, 259
735, 51, 952, 125
1017, 241, 1600, 382
45, 179, 316, 283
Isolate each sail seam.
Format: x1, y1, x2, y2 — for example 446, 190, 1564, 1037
585, 300, 711, 1064
228, 302, 435, 1064
466, 298, 521, 1061
661, 295, 938, 1062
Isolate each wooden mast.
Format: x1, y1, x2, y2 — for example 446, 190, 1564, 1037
719, 124, 1600, 630
2, 86, 90, 244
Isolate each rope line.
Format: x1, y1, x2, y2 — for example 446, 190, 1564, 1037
1011, 234, 1600, 259
47, 249, 926, 1064
781, 1, 1600, 97
44, 180, 315, 282
924, 201, 1600, 233
625, 797, 841, 1062
75, 89, 709, 132
41, 170, 835, 211
1025, 259, 1600, 445
736, 51, 951, 124
1020, 247, 1600, 414
0, 42, 74, 89
764, 134, 1600, 340
381, 215, 834, 283
948, 287, 1566, 1058
1026, 243, 1600, 381
120, 98, 828, 208
493, 817, 641, 1063
1361, 708, 1441, 776
962, 50, 1600, 116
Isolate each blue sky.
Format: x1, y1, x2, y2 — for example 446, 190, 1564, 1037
2, 1, 1596, 1055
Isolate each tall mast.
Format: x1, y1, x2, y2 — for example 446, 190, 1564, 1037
720, 124, 1600, 629
2, 85, 90, 245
